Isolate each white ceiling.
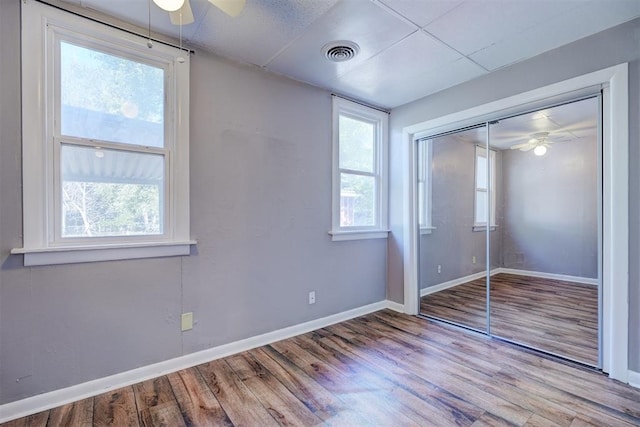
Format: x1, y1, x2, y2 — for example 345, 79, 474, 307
60, 0, 640, 109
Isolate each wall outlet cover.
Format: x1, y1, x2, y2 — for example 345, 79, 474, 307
181, 312, 193, 331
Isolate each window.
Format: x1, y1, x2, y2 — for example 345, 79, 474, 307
417, 138, 434, 234
474, 146, 497, 229
330, 97, 388, 241
14, 1, 192, 266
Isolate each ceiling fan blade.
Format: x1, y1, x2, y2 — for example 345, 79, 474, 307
170, 0, 194, 25
510, 142, 532, 150
209, 0, 246, 17
520, 145, 535, 152
552, 121, 597, 135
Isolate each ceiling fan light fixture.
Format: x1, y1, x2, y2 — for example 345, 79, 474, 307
534, 145, 547, 156
153, 0, 185, 12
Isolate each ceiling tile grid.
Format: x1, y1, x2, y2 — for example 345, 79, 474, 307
465, 0, 640, 70
264, 0, 418, 87
422, 0, 578, 58
60, 0, 640, 108
192, 0, 340, 66
327, 31, 486, 107
376, 0, 464, 28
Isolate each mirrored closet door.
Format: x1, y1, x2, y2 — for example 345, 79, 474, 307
418, 125, 489, 333
487, 97, 601, 366
418, 96, 601, 367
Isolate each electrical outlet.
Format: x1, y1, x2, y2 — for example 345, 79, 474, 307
308, 291, 316, 305
472, 256, 477, 264
437, 265, 442, 274
181, 312, 193, 331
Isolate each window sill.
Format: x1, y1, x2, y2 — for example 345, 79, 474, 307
420, 226, 437, 235
472, 225, 498, 232
328, 230, 389, 242
11, 240, 197, 266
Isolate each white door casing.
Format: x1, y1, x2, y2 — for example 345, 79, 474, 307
401, 63, 629, 382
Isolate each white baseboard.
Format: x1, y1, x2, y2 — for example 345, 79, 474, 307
628, 370, 640, 389
384, 300, 405, 313
420, 268, 598, 297
0, 300, 391, 424
496, 268, 598, 286
420, 270, 490, 297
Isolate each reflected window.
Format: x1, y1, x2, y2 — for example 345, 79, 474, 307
417, 138, 434, 234
474, 146, 497, 227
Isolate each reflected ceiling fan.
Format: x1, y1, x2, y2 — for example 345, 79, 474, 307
153, 0, 246, 24
510, 132, 561, 156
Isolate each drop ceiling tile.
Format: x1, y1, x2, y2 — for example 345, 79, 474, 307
424, 0, 577, 56
332, 42, 486, 108
192, 0, 339, 67
470, 0, 640, 70
331, 30, 464, 89
265, 0, 417, 88
377, 0, 464, 27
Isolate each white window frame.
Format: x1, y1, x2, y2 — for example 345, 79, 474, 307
473, 145, 497, 230
417, 138, 435, 235
329, 97, 388, 241
13, 1, 193, 266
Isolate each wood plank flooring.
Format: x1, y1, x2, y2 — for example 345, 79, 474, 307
421, 273, 599, 366
3, 309, 637, 427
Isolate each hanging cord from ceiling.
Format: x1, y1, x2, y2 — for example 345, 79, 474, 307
147, 0, 153, 48
34, 0, 193, 54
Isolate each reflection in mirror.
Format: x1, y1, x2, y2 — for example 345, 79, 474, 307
418, 126, 490, 332
488, 97, 600, 366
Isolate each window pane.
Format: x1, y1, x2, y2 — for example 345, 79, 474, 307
475, 190, 487, 224
340, 173, 375, 227
60, 41, 164, 147
339, 115, 374, 172
476, 155, 487, 189
61, 145, 164, 237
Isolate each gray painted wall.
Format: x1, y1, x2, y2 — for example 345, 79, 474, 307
0, 1, 387, 404
501, 137, 598, 278
389, 18, 640, 370
420, 135, 502, 289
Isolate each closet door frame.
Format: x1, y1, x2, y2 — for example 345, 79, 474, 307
401, 64, 628, 381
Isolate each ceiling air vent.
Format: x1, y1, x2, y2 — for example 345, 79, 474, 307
323, 41, 360, 62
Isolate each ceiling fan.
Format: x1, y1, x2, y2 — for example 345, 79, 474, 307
509, 131, 557, 156
153, 0, 246, 24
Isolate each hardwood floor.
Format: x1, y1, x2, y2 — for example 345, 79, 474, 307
421, 273, 599, 366
3, 309, 638, 427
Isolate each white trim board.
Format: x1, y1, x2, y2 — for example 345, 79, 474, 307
385, 300, 406, 313
0, 300, 398, 424
496, 268, 598, 286
421, 270, 491, 297
402, 63, 629, 382
628, 370, 640, 389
